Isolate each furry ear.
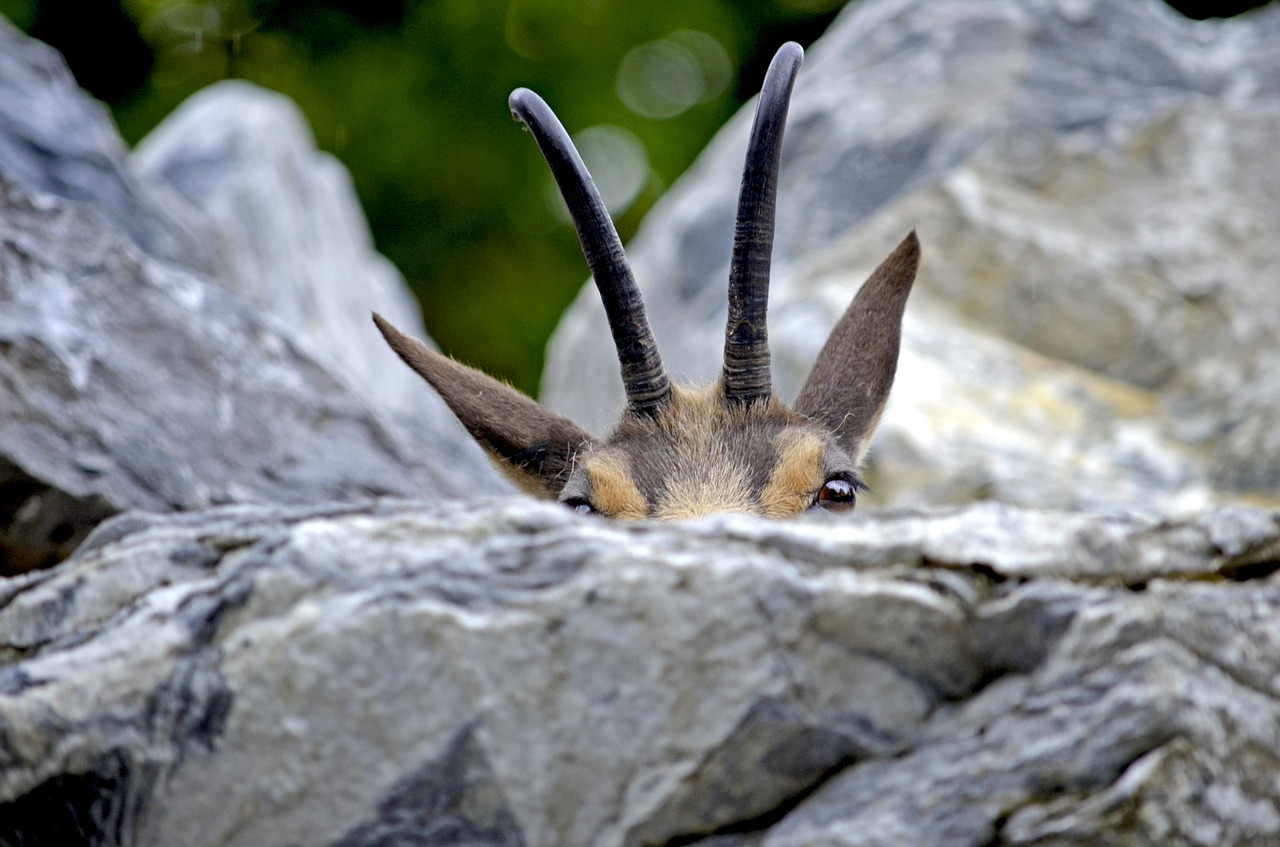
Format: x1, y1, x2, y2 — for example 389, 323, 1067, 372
794, 231, 920, 463
373, 313, 594, 495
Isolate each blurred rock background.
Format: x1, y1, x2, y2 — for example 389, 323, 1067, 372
0, 0, 857, 395
1, 0, 1270, 395
544, 0, 1280, 514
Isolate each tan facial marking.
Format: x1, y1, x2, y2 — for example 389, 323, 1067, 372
759, 431, 827, 518
655, 462, 754, 520
646, 385, 755, 519
584, 452, 649, 520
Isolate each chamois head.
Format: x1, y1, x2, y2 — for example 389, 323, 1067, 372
374, 42, 919, 520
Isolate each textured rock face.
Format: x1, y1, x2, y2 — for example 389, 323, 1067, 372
542, 0, 1280, 513
1, 498, 1277, 846
131, 82, 495, 472
0, 17, 212, 272
0, 19, 501, 573
0, 173, 452, 570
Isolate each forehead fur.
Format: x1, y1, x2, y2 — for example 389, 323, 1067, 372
578, 384, 848, 519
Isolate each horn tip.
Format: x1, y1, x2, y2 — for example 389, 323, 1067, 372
509, 87, 541, 123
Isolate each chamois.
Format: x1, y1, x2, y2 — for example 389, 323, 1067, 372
374, 42, 919, 519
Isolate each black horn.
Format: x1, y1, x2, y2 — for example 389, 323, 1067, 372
510, 88, 671, 417
722, 41, 803, 404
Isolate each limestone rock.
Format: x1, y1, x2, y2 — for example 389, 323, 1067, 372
0, 16, 212, 271
0, 173, 458, 574
0, 19, 505, 574
0, 498, 1276, 845
541, 0, 1280, 512
131, 82, 497, 481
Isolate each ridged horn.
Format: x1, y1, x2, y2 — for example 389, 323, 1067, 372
509, 88, 670, 417
722, 41, 803, 404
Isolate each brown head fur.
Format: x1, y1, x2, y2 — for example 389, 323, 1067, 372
373, 44, 920, 520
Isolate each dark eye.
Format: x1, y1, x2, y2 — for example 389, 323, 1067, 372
563, 498, 595, 515
812, 478, 857, 513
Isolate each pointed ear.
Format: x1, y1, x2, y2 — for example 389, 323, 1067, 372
373, 313, 594, 496
794, 231, 919, 463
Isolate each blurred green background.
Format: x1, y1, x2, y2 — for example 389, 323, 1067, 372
0, 0, 1269, 395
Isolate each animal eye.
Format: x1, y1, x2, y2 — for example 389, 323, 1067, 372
812, 478, 856, 513
563, 498, 596, 515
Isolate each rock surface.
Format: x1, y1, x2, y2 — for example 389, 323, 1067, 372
2, 4, 1278, 845
131, 82, 496, 474
1, 498, 1276, 846
0, 172, 454, 572
0, 16, 212, 272
0, 19, 502, 574
542, 0, 1280, 513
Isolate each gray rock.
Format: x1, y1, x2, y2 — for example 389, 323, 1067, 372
2, 6, 1274, 845
0, 21, 507, 573
0, 16, 213, 271
0, 498, 1276, 846
542, 0, 1280, 512
131, 82, 499, 482
0, 173, 457, 572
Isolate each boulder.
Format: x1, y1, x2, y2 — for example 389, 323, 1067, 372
0, 497, 1276, 846
542, 0, 1280, 513
131, 82, 496, 473
0, 19, 502, 574
0, 173, 456, 572
0, 16, 212, 272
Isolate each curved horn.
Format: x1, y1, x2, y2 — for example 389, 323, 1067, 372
510, 88, 670, 417
722, 41, 803, 405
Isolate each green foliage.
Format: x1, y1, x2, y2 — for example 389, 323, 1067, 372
17, 0, 844, 394
0, 0, 35, 29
